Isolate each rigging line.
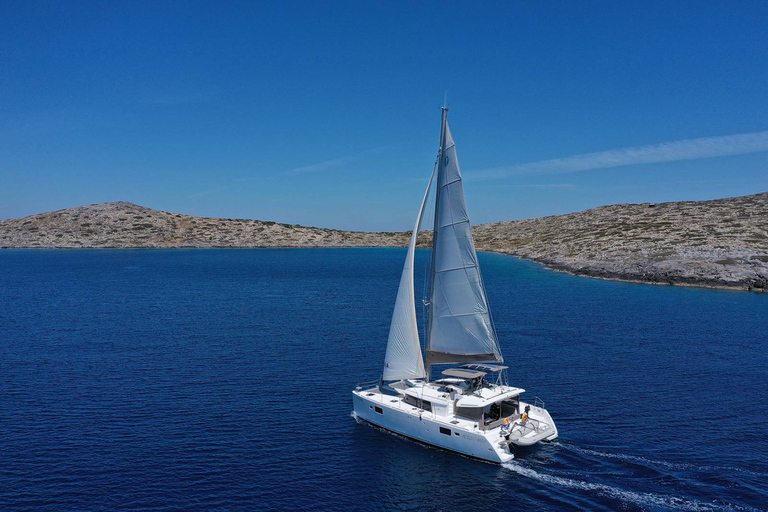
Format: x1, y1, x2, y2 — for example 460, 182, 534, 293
421, 154, 439, 351
462, 263, 501, 359
475, 249, 503, 359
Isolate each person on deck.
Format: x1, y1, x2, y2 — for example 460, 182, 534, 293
521, 405, 530, 424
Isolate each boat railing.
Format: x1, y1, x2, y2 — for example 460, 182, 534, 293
355, 378, 380, 392
533, 397, 545, 409
514, 417, 543, 436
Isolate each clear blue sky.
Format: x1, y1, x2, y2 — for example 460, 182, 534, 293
2, 1, 767, 231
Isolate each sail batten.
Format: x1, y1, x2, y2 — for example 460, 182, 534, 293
440, 178, 461, 188
436, 265, 480, 273
426, 110, 503, 369
436, 219, 471, 229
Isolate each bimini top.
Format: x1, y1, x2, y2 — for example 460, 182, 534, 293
456, 387, 525, 408
442, 368, 486, 379
460, 364, 509, 373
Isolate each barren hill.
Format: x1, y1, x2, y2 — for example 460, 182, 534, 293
0, 201, 409, 249
2, 193, 767, 291
474, 192, 768, 291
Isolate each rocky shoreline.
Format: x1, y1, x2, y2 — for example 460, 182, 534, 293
473, 192, 768, 292
2, 193, 767, 292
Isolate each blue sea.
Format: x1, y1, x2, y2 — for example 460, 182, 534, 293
0, 248, 766, 511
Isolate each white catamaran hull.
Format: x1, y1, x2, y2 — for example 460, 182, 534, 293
353, 392, 512, 463
353, 390, 560, 463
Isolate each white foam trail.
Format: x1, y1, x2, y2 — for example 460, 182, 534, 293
502, 462, 730, 511
350, 410, 361, 423
560, 442, 698, 471
557, 443, 768, 477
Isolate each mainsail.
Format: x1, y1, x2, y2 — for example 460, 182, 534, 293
426, 109, 502, 366
382, 167, 435, 381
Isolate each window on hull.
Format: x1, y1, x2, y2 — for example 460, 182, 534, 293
403, 394, 433, 412
456, 406, 483, 421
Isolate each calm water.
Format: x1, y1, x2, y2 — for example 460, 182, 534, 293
0, 248, 766, 511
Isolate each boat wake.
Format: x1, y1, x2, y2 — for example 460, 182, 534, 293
501, 461, 747, 511
555, 442, 768, 478
502, 440, 766, 512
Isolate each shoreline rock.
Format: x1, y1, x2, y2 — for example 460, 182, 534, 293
473, 192, 768, 293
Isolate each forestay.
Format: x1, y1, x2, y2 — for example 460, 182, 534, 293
426, 110, 503, 366
382, 167, 435, 381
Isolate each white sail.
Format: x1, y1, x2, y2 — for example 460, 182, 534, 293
353, 107, 557, 463
382, 168, 435, 381
426, 110, 502, 366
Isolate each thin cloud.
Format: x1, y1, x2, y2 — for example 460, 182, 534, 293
233, 147, 389, 182
284, 156, 356, 176
474, 130, 768, 180
472, 183, 577, 190
518, 183, 577, 189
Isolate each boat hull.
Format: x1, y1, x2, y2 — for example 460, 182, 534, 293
352, 390, 514, 463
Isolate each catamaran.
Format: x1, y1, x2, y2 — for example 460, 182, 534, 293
352, 107, 558, 463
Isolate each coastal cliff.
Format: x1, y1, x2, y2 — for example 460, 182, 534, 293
2, 193, 767, 291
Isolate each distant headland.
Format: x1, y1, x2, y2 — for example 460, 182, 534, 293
2, 193, 767, 292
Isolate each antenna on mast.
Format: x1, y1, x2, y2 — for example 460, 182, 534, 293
443, 91, 448, 110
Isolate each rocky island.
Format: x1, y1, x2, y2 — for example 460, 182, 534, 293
2, 193, 767, 291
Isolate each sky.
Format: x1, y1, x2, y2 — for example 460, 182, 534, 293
1, 1, 767, 231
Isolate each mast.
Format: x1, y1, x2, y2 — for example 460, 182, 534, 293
425, 107, 449, 379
